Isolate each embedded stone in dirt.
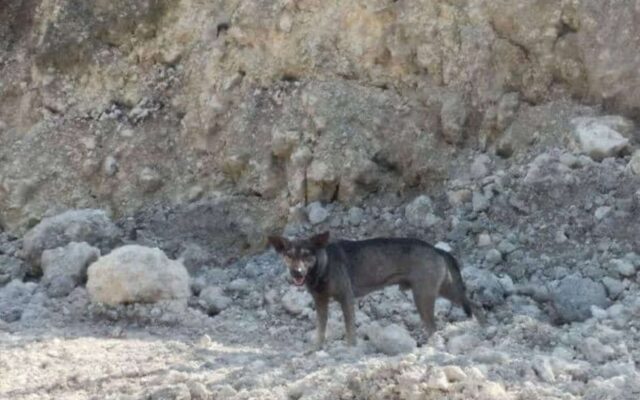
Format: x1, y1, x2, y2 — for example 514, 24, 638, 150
41, 242, 100, 297
86, 245, 190, 307
198, 286, 231, 315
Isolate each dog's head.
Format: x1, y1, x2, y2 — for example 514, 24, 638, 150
268, 231, 330, 286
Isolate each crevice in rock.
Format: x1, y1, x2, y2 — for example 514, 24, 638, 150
216, 22, 230, 38
489, 20, 532, 64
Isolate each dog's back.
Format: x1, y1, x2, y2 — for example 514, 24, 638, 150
328, 237, 471, 315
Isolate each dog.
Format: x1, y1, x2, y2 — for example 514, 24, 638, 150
268, 231, 477, 348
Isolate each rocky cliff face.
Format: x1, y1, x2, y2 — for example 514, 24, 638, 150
1, 0, 639, 242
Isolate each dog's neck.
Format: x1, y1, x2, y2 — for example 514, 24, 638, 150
315, 248, 328, 272
305, 248, 329, 291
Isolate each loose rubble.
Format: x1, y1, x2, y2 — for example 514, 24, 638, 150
1, 146, 640, 399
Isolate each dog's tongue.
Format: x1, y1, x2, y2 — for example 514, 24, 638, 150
293, 276, 305, 286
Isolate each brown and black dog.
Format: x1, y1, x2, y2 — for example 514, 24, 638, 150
268, 231, 476, 348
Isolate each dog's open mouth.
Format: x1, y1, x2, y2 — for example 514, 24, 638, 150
292, 276, 306, 286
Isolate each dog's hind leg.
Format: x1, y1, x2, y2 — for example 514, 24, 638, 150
412, 288, 437, 339
338, 296, 357, 346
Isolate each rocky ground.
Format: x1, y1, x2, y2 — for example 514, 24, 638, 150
2, 1, 640, 399
2, 137, 640, 400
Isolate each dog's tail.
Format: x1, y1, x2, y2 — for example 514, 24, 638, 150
437, 249, 473, 318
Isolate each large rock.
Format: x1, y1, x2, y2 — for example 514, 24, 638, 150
0, 255, 26, 285
0, 280, 38, 323
41, 242, 100, 297
570, 117, 630, 161
86, 245, 190, 307
551, 275, 609, 323
21, 209, 120, 268
367, 323, 417, 356
461, 267, 507, 307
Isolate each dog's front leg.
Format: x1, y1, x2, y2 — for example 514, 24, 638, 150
339, 296, 357, 346
312, 293, 329, 349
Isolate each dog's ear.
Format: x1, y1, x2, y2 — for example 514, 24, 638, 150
268, 235, 289, 253
310, 231, 330, 248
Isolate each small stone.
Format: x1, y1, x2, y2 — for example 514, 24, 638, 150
601, 277, 624, 299
590, 305, 608, 320
368, 323, 416, 356
477, 232, 492, 247
628, 150, 640, 175
197, 334, 212, 348
405, 195, 434, 228
278, 12, 293, 33
103, 156, 118, 176
186, 381, 209, 400
425, 368, 450, 391
281, 288, 312, 315
532, 356, 555, 383
559, 153, 580, 168
479, 381, 509, 399
424, 213, 442, 227
442, 365, 467, 382
485, 249, 503, 266
138, 167, 163, 193
470, 154, 491, 179
186, 186, 204, 202
348, 207, 365, 226
434, 242, 452, 253
307, 202, 329, 225
199, 286, 231, 315
606, 303, 626, 321
555, 230, 568, 243
447, 334, 481, 354
580, 337, 616, 363
472, 191, 490, 213
150, 384, 191, 400
497, 240, 517, 254
227, 278, 250, 293
447, 189, 472, 207
610, 258, 636, 277
594, 206, 612, 221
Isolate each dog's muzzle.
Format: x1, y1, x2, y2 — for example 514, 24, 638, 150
290, 269, 306, 286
